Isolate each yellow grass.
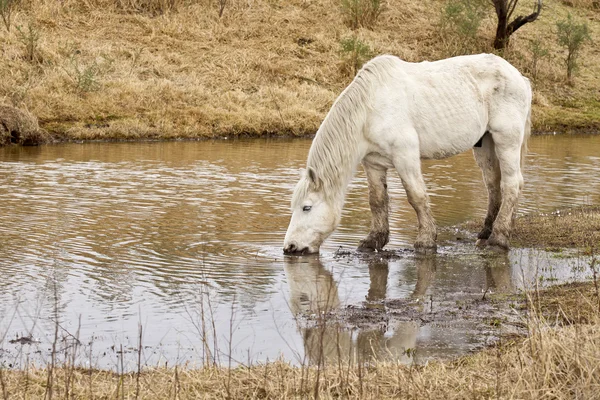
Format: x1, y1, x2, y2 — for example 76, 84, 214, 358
0, 0, 598, 141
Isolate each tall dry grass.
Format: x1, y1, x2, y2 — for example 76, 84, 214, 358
0, 0, 598, 141
1, 285, 599, 399
1, 247, 599, 399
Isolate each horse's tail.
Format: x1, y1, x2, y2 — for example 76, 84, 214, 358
521, 77, 532, 169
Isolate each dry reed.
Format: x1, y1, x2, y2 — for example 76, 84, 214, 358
1, 289, 598, 399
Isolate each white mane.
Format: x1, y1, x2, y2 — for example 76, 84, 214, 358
292, 55, 399, 208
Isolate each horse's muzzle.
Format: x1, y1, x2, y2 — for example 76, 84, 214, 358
283, 243, 311, 255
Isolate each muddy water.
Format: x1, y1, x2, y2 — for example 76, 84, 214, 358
0, 135, 599, 369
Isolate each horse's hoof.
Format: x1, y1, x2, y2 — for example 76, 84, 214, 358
357, 238, 377, 252
358, 233, 388, 252
486, 235, 509, 251
414, 240, 437, 254
415, 246, 437, 255
475, 238, 488, 247
357, 244, 376, 253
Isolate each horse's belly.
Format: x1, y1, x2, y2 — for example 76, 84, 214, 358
418, 127, 484, 160
407, 72, 488, 159
414, 101, 486, 159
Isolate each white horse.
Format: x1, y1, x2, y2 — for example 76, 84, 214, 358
283, 53, 532, 255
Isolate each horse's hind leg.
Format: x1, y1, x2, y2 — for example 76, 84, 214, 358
358, 162, 390, 251
473, 133, 502, 246
487, 128, 525, 250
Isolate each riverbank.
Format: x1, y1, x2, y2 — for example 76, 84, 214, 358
462, 205, 600, 250
0, 0, 598, 143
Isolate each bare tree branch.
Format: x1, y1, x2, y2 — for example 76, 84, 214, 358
507, 0, 519, 20
492, 0, 543, 49
506, 0, 542, 36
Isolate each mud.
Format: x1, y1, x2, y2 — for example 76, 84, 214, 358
291, 242, 598, 365
294, 248, 529, 362
8, 335, 39, 345
0, 105, 49, 146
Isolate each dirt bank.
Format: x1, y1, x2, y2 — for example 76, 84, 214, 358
0, 105, 49, 145
0, 0, 598, 143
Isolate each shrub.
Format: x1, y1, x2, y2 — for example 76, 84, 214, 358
440, 0, 487, 40
556, 13, 591, 82
340, 0, 383, 30
339, 36, 373, 77
16, 23, 41, 63
529, 37, 549, 82
63, 52, 104, 94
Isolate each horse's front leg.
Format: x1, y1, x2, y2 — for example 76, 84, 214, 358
395, 154, 437, 253
358, 163, 390, 252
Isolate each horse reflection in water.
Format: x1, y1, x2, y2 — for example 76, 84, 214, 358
284, 253, 513, 366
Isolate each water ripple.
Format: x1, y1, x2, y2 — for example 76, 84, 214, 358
0, 136, 599, 368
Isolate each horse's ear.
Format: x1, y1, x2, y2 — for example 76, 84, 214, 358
307, 167, 321, 189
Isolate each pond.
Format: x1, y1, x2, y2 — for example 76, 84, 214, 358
0, 135, 599, 370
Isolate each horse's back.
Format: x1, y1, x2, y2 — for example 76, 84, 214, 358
363, 54, 531, 160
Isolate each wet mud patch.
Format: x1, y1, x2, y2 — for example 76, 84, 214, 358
333, 247, 413, 261
8, 335, 39, 345
292, 244, 594, 364
297, 279, 528, 363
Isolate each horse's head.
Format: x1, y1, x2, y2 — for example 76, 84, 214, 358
283, 168, 340, 255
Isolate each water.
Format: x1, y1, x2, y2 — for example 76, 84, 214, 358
0, 135, 598, 369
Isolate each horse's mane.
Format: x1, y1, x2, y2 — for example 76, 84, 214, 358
292, 55, 399, 208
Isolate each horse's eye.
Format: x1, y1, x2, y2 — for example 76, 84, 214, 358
302, 205, 312, 212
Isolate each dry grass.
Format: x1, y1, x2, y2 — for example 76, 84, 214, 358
463, 205, 600, 249
512, 206, 600, 249
0, 0, 598, 141
537, 281, 600, 324
1, 286, 599, 399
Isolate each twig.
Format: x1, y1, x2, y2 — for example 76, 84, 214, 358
89, 339, 94, 400
136, 323, 143, 400
66, 315, 82, 399
44, 279, 60, 400
268, 88, 291, 135
173, 366, 180, 400
120, 344, 125, 400
590, 249, 599, 313
226, 294, 236, 399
